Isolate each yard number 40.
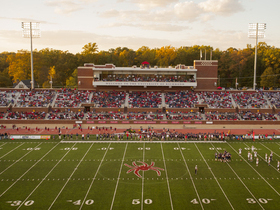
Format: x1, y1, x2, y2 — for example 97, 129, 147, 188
132, 199, 152, 205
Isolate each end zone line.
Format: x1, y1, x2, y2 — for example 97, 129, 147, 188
0, 143, 25, 159
0, 142, 43, 176
211, 143, 264, 210
160, 143, 174, 210
48, 143, 95, 210
194, 144, 234, 210
60, 140, 226, 144
177, 143, 204, 210
16, 143, 78, 210
79, 143, 112, 210
110, 143, 128, 210
227, 143, 280, 197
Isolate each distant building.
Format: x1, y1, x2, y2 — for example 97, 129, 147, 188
13, 80, 37, 89
77, 60, 218, 91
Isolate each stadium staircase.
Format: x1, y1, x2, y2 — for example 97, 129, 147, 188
161, 93, 166, 109
124, 92, 129, 108
51, 92, 58, 107
229, 93, 237, 108
263, 94, 273, 108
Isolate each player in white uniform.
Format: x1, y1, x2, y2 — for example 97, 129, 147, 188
239, 148, 242, 155
248, 151, 251, 161
254, 151, 257, 158
277, 161, 280, 171
265, 153, 268, 162
256, 158, 259, 166
250, 153, 253, 162
195, 165, 198, 175
268, 158, 271, 166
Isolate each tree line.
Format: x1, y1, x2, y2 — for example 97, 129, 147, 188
0, 42, 279, 89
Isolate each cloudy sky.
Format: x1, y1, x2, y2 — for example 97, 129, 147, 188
0, 0, 278, 54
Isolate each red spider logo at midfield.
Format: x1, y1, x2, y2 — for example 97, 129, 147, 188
124, 161, 164, 178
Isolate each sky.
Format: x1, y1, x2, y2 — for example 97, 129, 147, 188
0, 0, 279, 54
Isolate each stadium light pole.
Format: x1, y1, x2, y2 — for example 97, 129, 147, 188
248, 23, 266, 90
22, 22, 41, 90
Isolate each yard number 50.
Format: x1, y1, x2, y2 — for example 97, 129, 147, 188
132, 199, 152, 205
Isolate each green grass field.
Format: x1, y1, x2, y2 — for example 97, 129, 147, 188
0, 137, 280, 209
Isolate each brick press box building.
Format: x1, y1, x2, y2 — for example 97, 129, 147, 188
77, 60, 218, 91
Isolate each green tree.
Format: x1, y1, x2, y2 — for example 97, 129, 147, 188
66, 69, 78, 88
260, 67, 276, 88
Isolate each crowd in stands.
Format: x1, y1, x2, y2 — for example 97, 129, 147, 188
0, 91, 16, 107
86, 111, 125, 120
198, 91, 233, 108
100, 74, 195, 82
232, 92, 268, 108
16, 90, 55, 107
264, 92, 280, 108
205, 111, 239, 121
54, 89, 90, 108
126, 111, 164, 120
47, 110, 84, 120
166, 111, 203, 120
129, 91, 162, 108
91, 91, 125, 108
165, 91, 198, 108
239, 111, 263, 120
6, 111, 46, 120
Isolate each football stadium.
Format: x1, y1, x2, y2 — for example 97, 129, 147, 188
1, 57, 280, 210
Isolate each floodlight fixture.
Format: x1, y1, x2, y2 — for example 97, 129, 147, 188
248, 23, 266, 90
22, 22, 41, 89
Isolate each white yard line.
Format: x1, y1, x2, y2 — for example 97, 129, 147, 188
227, 142, 280, 197
79, 143, 112, 210
243, 143, 280, 174
211, 143, 264, 210
0, 142, 60, 198
177, 143, 204, 210
48, 143, 94, 210
260, 143, 280, 158
194, 144, 234, 210
0, 143, 43, 175
0, 142, 8, 147
16, 143, 77, 210
160, 143, 174, 210
0, 143, 25, 159
110, 143, 128, 210
141, 142, 145, 210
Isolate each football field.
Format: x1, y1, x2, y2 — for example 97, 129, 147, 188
0, 138, 280, 209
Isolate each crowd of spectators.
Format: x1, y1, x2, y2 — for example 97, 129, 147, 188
86, 111, 125, 120
54, 89, 90, 108
129, 91, 162, 108
198, 91, 233, 108
232, 92, 268, 108
15, 90, 55, 107
91, 91, 125, 108
264, 92, 280, 108
126, 111, 164, 120
205, 111, 239, 121
166, 111, 203, 120
100, 74, 195, 82
0, 91, 16, 107
165, 91, 198, 108
6, 111, 46, 120
47, 110, 84, 120
239, 111, 263, 120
